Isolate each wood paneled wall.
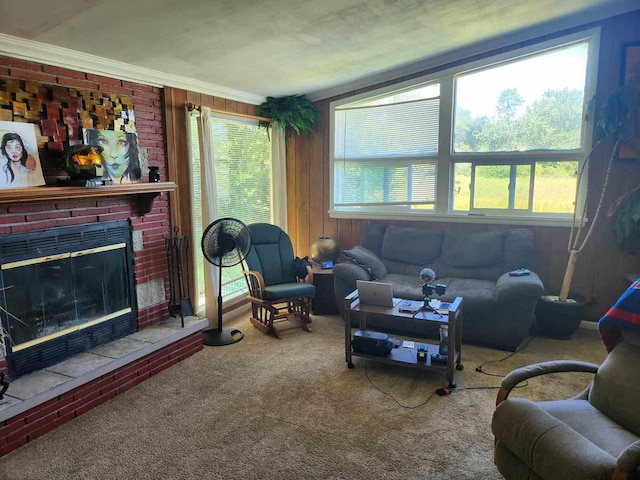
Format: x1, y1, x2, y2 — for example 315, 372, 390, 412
286, 10, 640, 321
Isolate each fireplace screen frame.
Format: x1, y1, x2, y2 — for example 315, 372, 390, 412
0, 220, 138, 379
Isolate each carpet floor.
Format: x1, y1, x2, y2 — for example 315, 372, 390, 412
0, 313, 607, 480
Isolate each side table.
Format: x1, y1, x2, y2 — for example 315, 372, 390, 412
311, 265, 339, 315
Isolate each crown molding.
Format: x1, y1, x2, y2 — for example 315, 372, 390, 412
0, 33, 265, 105
307, 3, 640, 101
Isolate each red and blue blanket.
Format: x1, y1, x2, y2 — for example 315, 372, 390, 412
598, 279, 640, 352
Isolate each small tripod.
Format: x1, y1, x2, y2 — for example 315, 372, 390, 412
412, 282, 446, 318
421, 296, 443, 316
411, 295, 443, 318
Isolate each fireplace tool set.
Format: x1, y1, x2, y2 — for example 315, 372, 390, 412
165, 227, 194, 327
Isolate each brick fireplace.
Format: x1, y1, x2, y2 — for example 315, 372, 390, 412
0, 56, 172, 378
0, 220, 138, 378
0, 57, 204, 457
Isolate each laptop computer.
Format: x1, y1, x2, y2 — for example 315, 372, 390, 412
356, 280, 401, 308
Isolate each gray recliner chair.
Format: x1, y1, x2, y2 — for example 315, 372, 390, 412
492, 332, 640, 480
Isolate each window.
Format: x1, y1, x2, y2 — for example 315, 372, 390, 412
333, 84, 440, 211
190, 115, 272, 308
330, 29, 599, 224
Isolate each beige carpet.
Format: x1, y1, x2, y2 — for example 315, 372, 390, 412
0, 313, 607, 480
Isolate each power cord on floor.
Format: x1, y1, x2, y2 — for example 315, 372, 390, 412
363, 360, 437, 408
474, 336, 534, 377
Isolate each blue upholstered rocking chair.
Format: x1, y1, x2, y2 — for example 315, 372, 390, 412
242, 223, 315, 339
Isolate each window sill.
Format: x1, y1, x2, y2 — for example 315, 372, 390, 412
328, 210, 584, 227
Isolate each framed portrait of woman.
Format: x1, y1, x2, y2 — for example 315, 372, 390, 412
82, 128, 143, 184
0, 121, 46, 189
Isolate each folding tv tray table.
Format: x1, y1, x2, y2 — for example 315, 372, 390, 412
344, 291, 464, 389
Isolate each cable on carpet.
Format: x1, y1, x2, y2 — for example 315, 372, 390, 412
474, 335, 534, 377
363, 360, 437, 408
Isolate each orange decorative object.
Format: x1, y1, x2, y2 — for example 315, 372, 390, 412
62, 144, 105, 180
72, 147, 102, 166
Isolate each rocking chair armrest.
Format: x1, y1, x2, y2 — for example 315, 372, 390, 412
243, 269, 266, 299
305, 265, 314, 284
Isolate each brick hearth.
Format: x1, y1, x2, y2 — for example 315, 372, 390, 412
0, 316, 206, 457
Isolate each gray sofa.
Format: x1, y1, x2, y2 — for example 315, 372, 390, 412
333, 224, 545, 351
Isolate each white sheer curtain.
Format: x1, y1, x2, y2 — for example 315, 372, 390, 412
270, 127, 287, 230
197, 106, 220, 327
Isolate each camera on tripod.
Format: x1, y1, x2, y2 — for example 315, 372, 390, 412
422, 282, 446, 298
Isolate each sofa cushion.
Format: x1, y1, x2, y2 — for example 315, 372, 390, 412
383, 273, 423, 300
441, 231, 504, 268
589, 342, 640, 436
342, 245, 387, 280
380, 226, 443, 265
360, 223, 386, 258
504, 228, 536, 272
439, 278, 496, 311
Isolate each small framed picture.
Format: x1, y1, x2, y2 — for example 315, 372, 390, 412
619, 43, 640, 160
621, 42, 640, 87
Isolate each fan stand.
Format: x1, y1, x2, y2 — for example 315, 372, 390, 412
203, 262, 244, 346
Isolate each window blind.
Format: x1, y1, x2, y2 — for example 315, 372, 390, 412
190, 115, 272, 303
334, 98, 439, 207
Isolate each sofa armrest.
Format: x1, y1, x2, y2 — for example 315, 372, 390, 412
333, 262, 374, 315
494, 271, 544, 304
333, 262, 373, 284
496, 360, 599, 405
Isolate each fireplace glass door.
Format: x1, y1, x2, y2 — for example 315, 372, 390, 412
2, 244, 131, 351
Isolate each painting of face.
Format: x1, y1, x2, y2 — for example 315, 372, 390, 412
83, 128, 141, 183
4, 139, 24, 162
97, 130, 129, 180
0, 121, 45, 189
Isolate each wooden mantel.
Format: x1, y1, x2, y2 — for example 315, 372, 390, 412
0, 182, 177, 215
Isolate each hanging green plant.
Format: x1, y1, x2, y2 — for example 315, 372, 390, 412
254, 95, 319, 135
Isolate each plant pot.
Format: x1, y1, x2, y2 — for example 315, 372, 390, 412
535, 292, 588, 339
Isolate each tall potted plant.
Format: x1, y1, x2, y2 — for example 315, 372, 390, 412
536, 88, 639, 338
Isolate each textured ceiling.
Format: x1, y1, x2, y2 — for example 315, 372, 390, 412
0, 0, 638, 100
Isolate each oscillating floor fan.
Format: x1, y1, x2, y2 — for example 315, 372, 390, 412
201, 217, 252, 346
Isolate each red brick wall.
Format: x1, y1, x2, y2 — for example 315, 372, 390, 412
0, 56, 173, 374
0, 331, 202, 457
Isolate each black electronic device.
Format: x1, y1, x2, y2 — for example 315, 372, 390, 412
353, 330, 388, 345
422, 283, 446, 297
321, 260, 334, 269
509, 268, 531, 277
352, 330, 393, 356
417, 345, 428, 363
419, 268, 447, 316
431, 353, 448, 365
